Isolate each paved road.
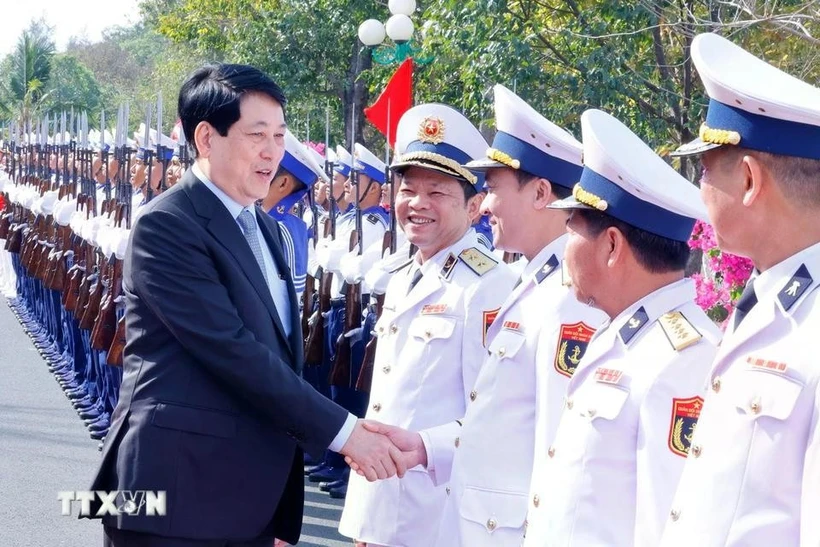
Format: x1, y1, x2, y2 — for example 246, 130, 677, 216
0, 298, 347, 546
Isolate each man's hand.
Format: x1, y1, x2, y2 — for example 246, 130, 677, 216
345, 422, 428, 477
339, 419, 407, 482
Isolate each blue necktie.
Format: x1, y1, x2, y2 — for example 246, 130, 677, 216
237, 209, 268, 283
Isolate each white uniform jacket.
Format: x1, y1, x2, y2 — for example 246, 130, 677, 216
338, 229, 516, 546
316, 208, 386, 297
434, 235, 606, 547
525, 279, 721, 547
661, 242, 820, 546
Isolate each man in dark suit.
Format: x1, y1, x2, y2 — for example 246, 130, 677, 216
88, 64, 405, 547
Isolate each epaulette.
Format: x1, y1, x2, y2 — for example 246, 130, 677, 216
458, 247, 498, 277
367, 213, 380, 225
658, 311, 702, 351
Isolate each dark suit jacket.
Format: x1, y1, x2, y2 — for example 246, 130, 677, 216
88, 170, 347, 544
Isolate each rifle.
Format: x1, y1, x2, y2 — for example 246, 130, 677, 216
355, 229, 392, 393
304, 218, 331, 365
91, 253, 121, 350
329, 131, 363, 388
107, 315, 126, 367
91, 203, 125, 350
329, 228, 361, 387
106, 200, 130, 367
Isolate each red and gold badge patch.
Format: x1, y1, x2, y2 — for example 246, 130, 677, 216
554, 322, 595, 377
418, 116, 446, 144
483, 308, 500, 348
668, 396, 704, 457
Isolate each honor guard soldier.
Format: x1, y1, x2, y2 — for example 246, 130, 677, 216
303, 145, 331, 238
309, 142, 388, 497
338, 104, 516, 547
306, 145, 350, 284
261, 129, 324, 297
660, 33, 820, 547
524, 109, 722, 547
429, 84, 607, 546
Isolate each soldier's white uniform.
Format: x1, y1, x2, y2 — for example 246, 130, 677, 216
431, 84, 606, 547
316, 144, 387, 297
339, 228, 515, 546
524, 109, 722, 547
339, 104, 516, 547
433, 236, 605, 546
659, 33, 820, 547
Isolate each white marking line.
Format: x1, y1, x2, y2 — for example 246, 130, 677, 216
298, 534, 349, 547
305, 499, 342, 511
304, 515, 343, 529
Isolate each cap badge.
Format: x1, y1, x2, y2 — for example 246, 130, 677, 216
418, 116, 446, 144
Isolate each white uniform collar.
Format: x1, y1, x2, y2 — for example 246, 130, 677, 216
610, 278, 696, 346
521, 233, 568, 281
413, 228, 478, 276
754, 240, 820, 315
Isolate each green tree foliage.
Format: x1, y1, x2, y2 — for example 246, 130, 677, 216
66, 23, 205, 136
1, 19, 56, 125
144, 0, 388, 148
42, 55, 102, 120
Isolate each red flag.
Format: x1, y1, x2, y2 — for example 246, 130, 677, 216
364, 58, 414, 148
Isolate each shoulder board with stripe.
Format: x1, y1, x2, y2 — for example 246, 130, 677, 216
458, 246, 498, 277
658, 311, 702, 351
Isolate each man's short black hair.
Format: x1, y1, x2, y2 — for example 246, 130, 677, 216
460, 179, 479, 202
516, 169, 573, 200
178, 63, 287, 158
575, 209, 690, 273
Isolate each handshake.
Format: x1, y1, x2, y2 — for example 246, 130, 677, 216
339, 420, 427, 482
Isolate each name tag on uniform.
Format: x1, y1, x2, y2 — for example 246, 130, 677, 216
594, 367, 623, 385
421, 304, 448, 315
746, 356, 788, 373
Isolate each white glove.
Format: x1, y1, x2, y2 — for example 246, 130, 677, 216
316, 240, 347, 273
340, 252, 364, 284
365, 266, 392, 296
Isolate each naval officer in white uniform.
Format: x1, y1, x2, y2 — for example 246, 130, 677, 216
661, 32, 820, 547
524, 109, 722, 547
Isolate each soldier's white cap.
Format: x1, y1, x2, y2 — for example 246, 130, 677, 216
353, 143, 386, 184
334, 145, 353, 177
466, 84, 583, 189
280, 130, 319, 188
305, 147, 330, 183
674, 32, 820, 158
391, 103, 488, 185
551, 109, 707, 242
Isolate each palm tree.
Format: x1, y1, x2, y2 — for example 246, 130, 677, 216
3, 24, 56, 127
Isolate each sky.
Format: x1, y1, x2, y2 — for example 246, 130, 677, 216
0, 0, 141, 58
